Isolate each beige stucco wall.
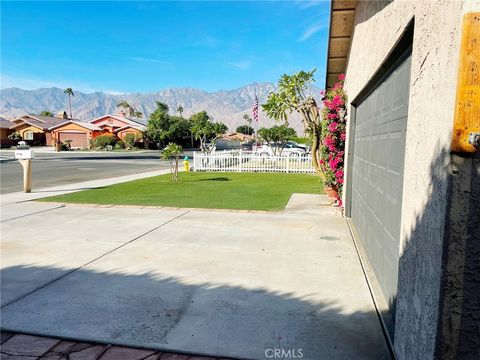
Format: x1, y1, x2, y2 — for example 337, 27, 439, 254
117, 128, 143, 140
15, 124, 44, 137
341, 1, 470, 359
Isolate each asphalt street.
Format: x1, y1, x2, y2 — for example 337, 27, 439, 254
0, 151, 173, 194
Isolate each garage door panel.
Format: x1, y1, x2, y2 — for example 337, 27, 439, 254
392, 58, 411, 120
383, 246, 400, 302
374, 84, 384, 118
388, 130, 405, 173
351, 54, 411, 324
370, 221, 384, 277
382, 77, 394, 120
59, 132, 88, 148
378, 134, 389, 169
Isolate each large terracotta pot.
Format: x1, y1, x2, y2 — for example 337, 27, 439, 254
325, 185, 339, 200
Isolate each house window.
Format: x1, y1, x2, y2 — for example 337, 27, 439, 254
24, 131, 34, 140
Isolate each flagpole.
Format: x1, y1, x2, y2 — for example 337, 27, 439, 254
254, 93, 259, 147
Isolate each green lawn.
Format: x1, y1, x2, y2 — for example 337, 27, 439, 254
40, 172, 323, 211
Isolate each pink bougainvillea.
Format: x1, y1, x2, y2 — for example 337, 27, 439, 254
327, 122, 338, 132
320, 73, 347, 208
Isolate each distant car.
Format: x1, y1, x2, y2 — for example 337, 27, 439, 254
241, 140, 255, 151
285, 141, 310, 153
257, 143, 307, 156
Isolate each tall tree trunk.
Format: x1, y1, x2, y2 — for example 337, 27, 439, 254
175, 157, 179, 181
68, 96, 72, 119
296, 100, 323, 178
311, 129, 323, 177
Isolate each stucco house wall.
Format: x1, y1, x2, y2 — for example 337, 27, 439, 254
342, 1, 467, 359
91, 116, 130, 131
15, 124, 44, 138
12, 124, 49, 146
116, 127, 144, 140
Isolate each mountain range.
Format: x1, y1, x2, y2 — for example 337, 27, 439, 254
0, 83, 322, 134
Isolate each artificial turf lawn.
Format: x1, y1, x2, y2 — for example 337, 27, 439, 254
40, 172, 323, 211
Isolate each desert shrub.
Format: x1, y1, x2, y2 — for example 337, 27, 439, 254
8, 132, 22, 141
292, 136, 312, 146
114, 141, 125, 150
92, 134, 118, 149
61, 140, 72, 151
123, 133, 137, 149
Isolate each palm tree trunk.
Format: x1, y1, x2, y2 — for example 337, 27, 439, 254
68, 95, 72, 119
311, 127, 324, 179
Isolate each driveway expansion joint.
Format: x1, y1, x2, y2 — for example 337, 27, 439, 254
0, 204, 65, 223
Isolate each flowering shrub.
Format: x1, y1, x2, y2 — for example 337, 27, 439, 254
320, 74, 347, 205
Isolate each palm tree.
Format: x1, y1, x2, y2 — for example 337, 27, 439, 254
161, 143, 183, 182
243, 114, 253, 134
63, 88, 74, 119
40, 110, 53, 117
176, 105, 184, 117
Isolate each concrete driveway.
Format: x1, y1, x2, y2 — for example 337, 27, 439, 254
0, 191, 390, 359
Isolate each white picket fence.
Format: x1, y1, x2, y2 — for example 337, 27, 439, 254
193, 150, 315, 173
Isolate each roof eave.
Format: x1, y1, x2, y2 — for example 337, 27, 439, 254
49, 120, 101, 131
325, 0, 357, 89
9, 121, 45, 131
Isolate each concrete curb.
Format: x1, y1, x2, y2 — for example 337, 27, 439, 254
37, 201, 283, 214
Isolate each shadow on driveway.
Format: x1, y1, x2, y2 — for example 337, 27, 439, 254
0, 264, 391, 360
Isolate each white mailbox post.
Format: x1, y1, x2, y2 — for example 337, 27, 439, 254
15, 149, 34, 193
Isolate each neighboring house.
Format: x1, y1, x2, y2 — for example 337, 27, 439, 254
221, 132, 255, 142
9, 113, 70, 146
216, 132, 255, 150
49, 120, 103, 148
89, 110, 147, 141
325, 1, 479, 359
0, 117, 14, 147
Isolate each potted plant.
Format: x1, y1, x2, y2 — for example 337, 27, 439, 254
323, 171, 338, 201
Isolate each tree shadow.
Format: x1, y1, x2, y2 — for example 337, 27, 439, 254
195, 177, 231, 182
0, 264, 391, 360
363, 144, 480, 360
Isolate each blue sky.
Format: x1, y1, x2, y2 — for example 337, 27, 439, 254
1, 1, 330, 94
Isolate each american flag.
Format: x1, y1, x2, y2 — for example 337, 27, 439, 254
253, 96, 258, 122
